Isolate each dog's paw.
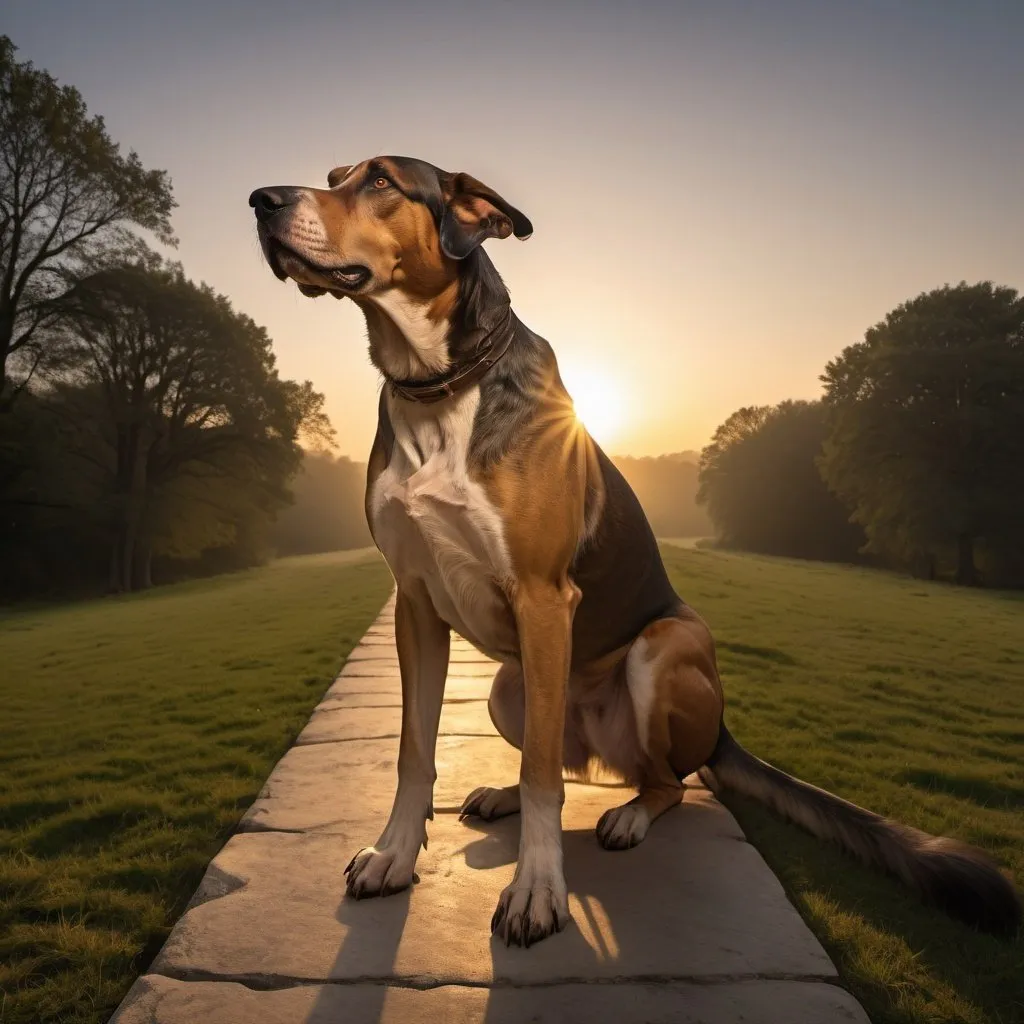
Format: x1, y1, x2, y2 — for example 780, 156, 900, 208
491, 868, 570, 947
596, 803, 651, 850
460, 785, 521, 822
344, 846, 416, 899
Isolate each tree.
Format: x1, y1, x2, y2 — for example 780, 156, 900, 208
820, 282, 1024, 585
51, 259, 334, 591
0, 386, 110, 596
698, 400, 864, 561
0, 35, 175, 406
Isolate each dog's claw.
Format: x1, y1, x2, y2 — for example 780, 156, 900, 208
345, 845, 415, 899
460, 785, 521, 823
490, 900, 506, 935
596, 803, 651, 850
491, 881, 569, 947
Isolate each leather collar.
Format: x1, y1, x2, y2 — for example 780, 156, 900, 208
388, 307, 516, 405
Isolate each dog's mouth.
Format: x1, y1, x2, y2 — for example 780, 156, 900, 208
260, 232, 371, 294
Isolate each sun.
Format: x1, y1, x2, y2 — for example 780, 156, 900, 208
559, 363, 627, 447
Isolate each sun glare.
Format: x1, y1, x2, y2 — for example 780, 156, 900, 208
560, 364, 627, 447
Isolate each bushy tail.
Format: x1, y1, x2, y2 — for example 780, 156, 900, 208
698, 724, 1021, 935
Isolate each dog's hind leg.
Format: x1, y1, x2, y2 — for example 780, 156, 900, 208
460, 662, 524, 821
597, 614, 723, 851
460, 659, 591, 821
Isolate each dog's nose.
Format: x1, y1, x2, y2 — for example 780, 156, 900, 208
249, 187, 294, 223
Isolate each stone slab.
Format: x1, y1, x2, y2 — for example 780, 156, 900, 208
113, 976, 870, 1024
295, 700, 498, 745
316, 692, 491, 710
337, 659, 496, 679
152, 799, 833, 985
346, 645, 496, 663
239, 735, 529, 832
320, 675, 492, 706
110, 589, 868, 1024
348, 635, 482, 654
444, 661, 500, 676
337, 659, 404, 676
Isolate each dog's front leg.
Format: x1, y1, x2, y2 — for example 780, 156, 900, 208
346, 581, 449, 898
491, 577, 577, 946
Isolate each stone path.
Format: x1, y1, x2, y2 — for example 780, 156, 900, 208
111, 592, 870, 1023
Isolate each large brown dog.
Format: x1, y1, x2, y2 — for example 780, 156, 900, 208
249, 156, 1020, 946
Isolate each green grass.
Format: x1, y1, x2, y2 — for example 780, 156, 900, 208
659, 543, 1024, 1024
2, 540, 1020, 1022
0, 550, 394, 1024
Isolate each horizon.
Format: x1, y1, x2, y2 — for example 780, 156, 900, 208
6, 0, 1024, 459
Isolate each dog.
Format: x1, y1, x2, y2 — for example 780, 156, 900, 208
249, 156, 1020, 945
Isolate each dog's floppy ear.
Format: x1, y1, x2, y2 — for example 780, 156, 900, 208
327, 165, 353, 188
439, 171, 533, 260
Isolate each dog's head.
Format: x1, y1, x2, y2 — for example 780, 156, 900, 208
248, 157, 532, 301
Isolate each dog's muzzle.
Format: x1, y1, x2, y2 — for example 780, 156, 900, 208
249, 187, 371, 291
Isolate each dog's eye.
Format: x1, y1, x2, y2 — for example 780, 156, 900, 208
373, 176, 390, 190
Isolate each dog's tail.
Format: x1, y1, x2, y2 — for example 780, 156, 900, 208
698, 723, 1021, 935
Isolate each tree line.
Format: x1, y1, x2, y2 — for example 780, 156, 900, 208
1, 37, 332, 597
698, 282, 1024, 587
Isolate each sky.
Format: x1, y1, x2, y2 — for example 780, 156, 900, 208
6, 0, 1024, 458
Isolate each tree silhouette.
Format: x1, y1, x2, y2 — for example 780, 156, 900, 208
53, 260, 333, 591
0, 35, 175, 406
699, 401, 864, 561
820, 282, 1024, 585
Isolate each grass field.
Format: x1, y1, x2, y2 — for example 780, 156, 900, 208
2, 543, 1021, 1023
0, 551, 394, 1024
660, 543, 1024, 1024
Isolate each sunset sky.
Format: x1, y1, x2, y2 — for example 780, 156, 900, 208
8, 0, 1024, 458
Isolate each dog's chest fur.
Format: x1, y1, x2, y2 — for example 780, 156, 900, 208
368, 388, 517, 657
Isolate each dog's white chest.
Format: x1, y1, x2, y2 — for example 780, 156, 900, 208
368, 388, 515, 656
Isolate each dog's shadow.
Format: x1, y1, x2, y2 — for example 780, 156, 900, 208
462, 813, 647, 980
308, 790, 724, 1023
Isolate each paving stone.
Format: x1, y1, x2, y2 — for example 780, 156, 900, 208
320, 677, 402, 701
440, 676, 493, 696
324, 672, 402, 694
338, 660, 403, 676
314, 690, 413, 709
239, 735, 532, 832
450, 649, 498, 663
113, 975, 870, 1024
109, 592, 869, 1024
345, 644, 495, 663
337, 660, 496, 680
321, 675, 491, 706
295, 701, 497, 745
153, 791, 833, 985
344, 646, 399, 661
446, 661, 499, 676
319, 690, 492, 710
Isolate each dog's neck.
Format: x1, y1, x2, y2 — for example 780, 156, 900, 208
360, 249, 514, 386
